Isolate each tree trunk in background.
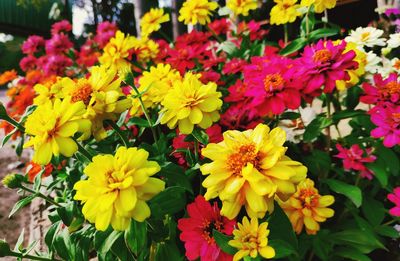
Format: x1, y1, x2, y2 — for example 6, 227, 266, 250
171, 0, 186, 40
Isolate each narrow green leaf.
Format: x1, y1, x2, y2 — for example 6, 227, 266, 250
325, 179, 362, 207
98, 230, 123, 255
191, 128, 209, 145
335, 247, 371, 261
212, 230, 236, 255
279, 38, 308, 56
14, 229, 25, 252
9, 194, 37, 218
125, 219, 147, 255
309, 28, 339, 41
269, 239, 296, 258
268, 202, 298, 250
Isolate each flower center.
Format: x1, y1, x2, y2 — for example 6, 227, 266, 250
394, 60, 400, 70
361, 32, 370, 41
201, 219, 223, 244
227, 144, 260, 175
313, 49, 332, 63
383, 81, 400, 95
299, 188, 320, 207
264, 73, 284, 91
71, 80, 93, 105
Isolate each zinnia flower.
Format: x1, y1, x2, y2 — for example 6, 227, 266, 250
361, 73, 400, 105
177, 196, 235, 261
300, 0, 336, 13
228, 216, 275, 261
45, 33, 73, 55
369, 104, 400, 147
51, 20, 72, 35
21, 35, 45, 55
179, 0, 219, 25
280, 178, 335, 235
226, 0, 258, 17
345, 27, 386, 49
200, 124, 307, 219
160, 72, 222, 134
388, 187, 400, 217
387, 33, 400, 49
140, 8, 170, 38
0, 70, 17, 85
26, 161, 53, 182
24, 97, 91, 165
94, 21, 118, 48
270, 0, 301, 25
74, 146, 165, 231
131, 37, 159, 64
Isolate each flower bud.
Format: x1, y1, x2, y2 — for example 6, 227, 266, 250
2, 174, 23, 189
0, 239, 11, 257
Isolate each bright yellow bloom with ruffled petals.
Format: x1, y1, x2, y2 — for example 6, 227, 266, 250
279, 178, 334, 235
160, 72, 222, 134
33, 78, 64, 105
99, 30, 136, 76
24, 97, 91, 165
132, 37, 159, 64
270, 0, 301, 25
179, 0, 219, 25
130, 63, 181, 116
301, 0, 336, 13
200, 124, 307, 219
74, 146, 165, 231
61, 66, 131, 140
229, 217, 275, 261
226, 0, 258, 16
140, 8, 170, 38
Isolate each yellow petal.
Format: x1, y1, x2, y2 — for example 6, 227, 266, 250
189, 107, 203, 124
95, 209, 113, 231
55, 137, 78, 157
131, 200, 151, 222
259, 246, 275, 259
178, 118, 194, 134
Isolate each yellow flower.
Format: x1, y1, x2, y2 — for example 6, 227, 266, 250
33, 78, 64, 105
24, 97, 91, 165
61, 66, 131, 140
229, 217, 275, 261
270, 0, 301, 25
140, 8, 170, 38
200, 124, 307, 219
132, 37, 159, 64
301, 0, 336, 13
74, 146, 165, 231
160, 72, 222, 134
130, 63, 181, 116
279, 178, 334, 235
336, 41, 366, 91
179, 0, 219, 25
226, 0, 258, 17
99, 30, 136, 76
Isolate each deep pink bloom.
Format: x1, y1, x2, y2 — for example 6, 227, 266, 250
243, 55, 301, 115
51, 20, 72, 35
94, 21, 118, 48
220, 104, 262, 130
208, 18, 230, 35
388, 187, 400, 217
237, 20, 268, 41
199, 70, 222, 85
222, 58, 247, 75
20, 55, 37, 72
42, 55, 73, 76
335, 144, 376, 180
296, 40, 358, 95
77, 38, 100, 67
45, 34, 73, 55
361, 73, 400, 105
177, 196, 235, 261
369, 104, 400, 147
21, 35, 45, 55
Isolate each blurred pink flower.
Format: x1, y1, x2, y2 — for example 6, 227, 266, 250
45, 34, 73, 54
388, 187, 400, 217
21, 35, 45, 55
51, 20, 72, 35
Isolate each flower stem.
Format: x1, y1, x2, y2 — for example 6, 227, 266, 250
326, 94, 332, 151
106, 120, 129, 147
75, 140, 93, 161
3, 116, 25, 132
20, 185, 62, 208
9, 251, 59, 261
283, 24, 288, 45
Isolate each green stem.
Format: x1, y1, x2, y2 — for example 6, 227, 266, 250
20, 185, 62, 208
326, 94, 332, 151
106, 120, 129, 147
75, 141, 93, 161
283, 24, 288, 45
382, 219, 397, 226
9, 251, 59, 261
158, 30, 172, 43
193, 139, 199, 162
3, 116, 25, 132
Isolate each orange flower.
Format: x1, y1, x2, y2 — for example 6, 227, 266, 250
0, 70, 17, 85
26, 161, 53, 182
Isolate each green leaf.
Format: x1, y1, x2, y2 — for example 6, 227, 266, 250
309, 28, 339, 41
332, 110, 365, 123
191, 128, 209, 145
97, 230, 123, 255
128, 117, 151, 127
148, 186, 187, 219
45, 221, 62, 249
9, 194, 37, 217
367, 160, 388, 188
303, 116, 333, 142
303, 150, 331, 177
14, 229, 24, 252
53, 228, 75, 260
312, 230, 333, 260
280, 111, 300, 120
279, 38, 308, 56
213, 230, 236, 255
376, 144, 399, 176
345, 86, 363, 110
269, 239, 296, 258
334, 247, 371, 261
154, 241, 183, 261
375, 225, 400, 238
57, 202, 75, 226
362, 197, 385, 226
268, 202, 298, 250
300, 12, 315, 36
331, 229, 385, 253
0, 102, 8, 119
0, 240, 11, 257
125, 219, 147, 256
325, 179, 362, 207
159, 162, 193, 194
1, 128, 17, 147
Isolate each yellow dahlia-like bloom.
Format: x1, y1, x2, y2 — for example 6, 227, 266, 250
132, 37, 159, 64
229, 217, 275, 261
336, 41, 366, 91
179, 0, 219, 25
226, 0, 258, 17
74, 146, 165, 231
61, 66, 131, 140
140, 8, 170, 38
200, 124, 307, 219
33, 79, 64, 105
160, 72, 222, 134
24, 97, 91, 165
99, 30, 136, 75
130, 63, 181, 116
301, 0, 336, 13
270, 0, 301, 25
279, 178, 334, 235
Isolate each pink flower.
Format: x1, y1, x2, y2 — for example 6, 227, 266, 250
177, 196, 235, 261
51, 20, 72, 35
20, 55, 37, 72
208, 18, 230, 35
42, 55, 73, 76
335, 144, 376, 180
370, 104, 400, 147
21, 35, 45, 55
243, 55, 301, 115
222, 58, 247, 75
94, 21, 118, 48
199, 71, 222, 85
361, 73, 400, 105
296, 40, 358, 95
388, 187, 400, 217
45, 34, 73, 55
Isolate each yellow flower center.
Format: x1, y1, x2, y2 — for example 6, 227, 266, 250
382, 81, 400, 95
361, 32, 370, 41
264, 73, 284, 91
227, 144, 260, 175
299, 188, 320, 207
313, 49, 332, 63
71, 80, 93, 105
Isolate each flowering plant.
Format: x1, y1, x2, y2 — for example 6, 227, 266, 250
1, 1, 400, 260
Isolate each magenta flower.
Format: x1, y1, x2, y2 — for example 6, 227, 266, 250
370, 104, 400, 147
21, 35, 45, 55
19, 55, 37, 72
42, 55, 73, 76
51, 20, 72, 35
94, 21, 118, 48
295, 40, 358, 95
335, 144, 376, 180
361, 73, 400, 105
45, 34, 73, 55
222, 58, 247, 75
388, 187, 400, 217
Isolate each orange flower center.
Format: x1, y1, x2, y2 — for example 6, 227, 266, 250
382, 81, 400, 95
227, 144, 260, 175
299, 188, 320, 207
313, 49, 332, 63
394, 60, 400, 70
71, 80, 93, 105
202, 220, 223, 244
264, 73, 284, 91
392, 112, 400, 120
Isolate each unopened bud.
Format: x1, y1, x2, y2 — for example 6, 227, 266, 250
0, 239, 11, 257
2, 174, 23, 189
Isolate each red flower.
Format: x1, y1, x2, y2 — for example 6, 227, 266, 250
388, 187, 400, 217
51, 20, 72, 35
26, 161, 53, 182
208, 18, 230, 35
45, 33, 73, 55
21, 35, 45, 55
178, 196, 235, 261
222, 58, 247, 75
361, 73, 400, 105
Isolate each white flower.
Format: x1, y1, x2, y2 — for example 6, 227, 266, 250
376, 57, 394, 78
364, 51, 382, 74
345, 27, 386, 48
278, 107, 316, 144
387, 33, 400, 49
391, 58, 400, 73
0, 33, 13, 43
